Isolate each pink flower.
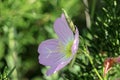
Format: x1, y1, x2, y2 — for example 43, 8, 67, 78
38, 14, 79, 76
103, 58, 114, 77
103, 56, 120, 77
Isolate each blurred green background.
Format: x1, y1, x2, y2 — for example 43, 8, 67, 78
0, 0, 120, 80
0, 0, 85, 80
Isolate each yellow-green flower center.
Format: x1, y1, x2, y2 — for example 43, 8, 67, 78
65, 40, 73, 58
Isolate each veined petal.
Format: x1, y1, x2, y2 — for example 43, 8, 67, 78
54, 14, 74, 44
72, 27, 79, 55
54, 60, 70, 72
38, 39, 66, 66
46, 58, 71, 76
38, 39, 72, 76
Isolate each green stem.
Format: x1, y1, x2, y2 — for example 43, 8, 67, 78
103, 68, 107, 80
83, 48, 103, 80
69, 53, 77, 68
6, 27, 18, 80
103, 75, 107, 80
91, 0, 96, 20
7, 66, 16, 78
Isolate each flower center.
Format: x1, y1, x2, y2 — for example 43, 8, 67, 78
65, 40, 73, 58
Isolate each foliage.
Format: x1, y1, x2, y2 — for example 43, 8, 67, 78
0, 0, 120, 80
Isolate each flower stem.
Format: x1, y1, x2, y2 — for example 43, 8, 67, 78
70, 53, 77, 68
83, 48, 103, 80
103, 67, 107, 80
103, 74, 107, 80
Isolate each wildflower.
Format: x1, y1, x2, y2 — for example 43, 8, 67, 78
38, 13, 79, 76
103, 58, 114, 77
103, 56, 120, 77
